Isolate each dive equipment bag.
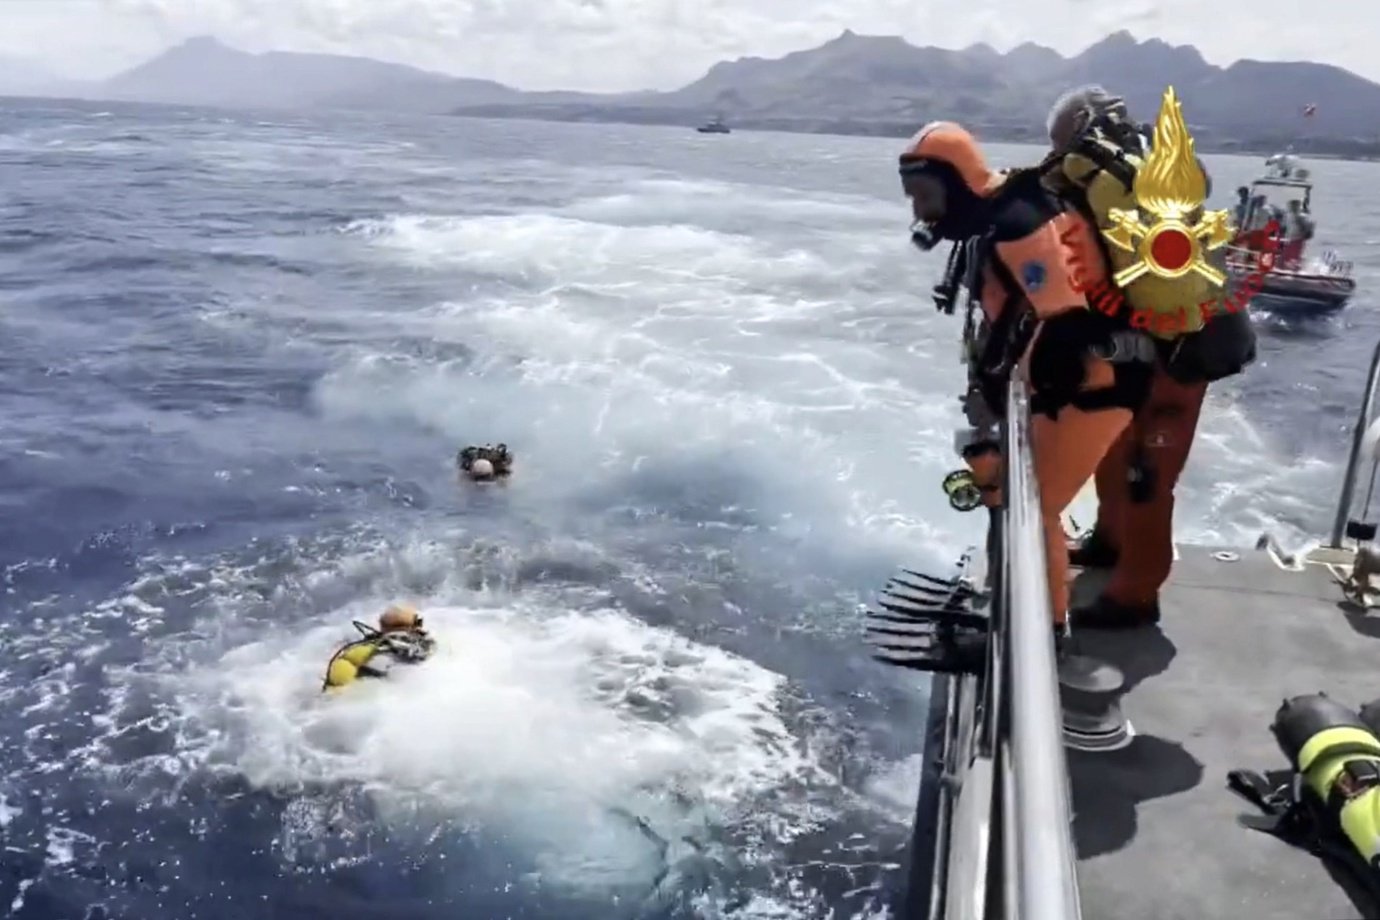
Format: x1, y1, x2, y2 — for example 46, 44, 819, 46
1038, 110, 1224, 341
1229, 693, 1380, 903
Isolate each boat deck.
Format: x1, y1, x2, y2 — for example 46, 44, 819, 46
1067, 543, 1380, 920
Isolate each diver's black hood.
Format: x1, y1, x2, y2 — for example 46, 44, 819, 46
901, 158, 994, 250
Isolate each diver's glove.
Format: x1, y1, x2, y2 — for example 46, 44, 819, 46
1027, 309, 1119, 407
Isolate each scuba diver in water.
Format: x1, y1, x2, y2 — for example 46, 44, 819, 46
322, 602, 436, 690
900, 116, 1154, 640
457, 443, 513, 482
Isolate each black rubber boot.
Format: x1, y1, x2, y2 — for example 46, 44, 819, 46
1068, 527, 1119, 569
1071, 594, 1160, 630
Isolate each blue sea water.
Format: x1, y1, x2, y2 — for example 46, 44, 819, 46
1, 96, 1379, 919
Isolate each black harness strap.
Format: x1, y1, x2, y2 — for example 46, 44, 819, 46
1031, 386, 1139, 418
986, 249, 1151, 420
932, 240, 968, 315
1228, 768, 1321, 848
1326, 757, 1380, 815
973, 249, 1039, 418
1070, 135, 1138, 191
1229, 766, 1380, 906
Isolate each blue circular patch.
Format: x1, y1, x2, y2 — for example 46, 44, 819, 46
1021, 260, 1047, 292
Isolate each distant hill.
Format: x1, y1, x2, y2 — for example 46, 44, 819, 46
9, 32, 1380, 155
94, 36, 525, 112
452, 30, 1380, 149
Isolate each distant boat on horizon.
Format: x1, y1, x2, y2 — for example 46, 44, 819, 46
696, 114, 730, 134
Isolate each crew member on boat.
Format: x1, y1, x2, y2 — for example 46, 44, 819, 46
1280, 199, 1315, 269
1233, 186, 1251, 227
899, 117, 1152, 641
1052, 88, 1257, 628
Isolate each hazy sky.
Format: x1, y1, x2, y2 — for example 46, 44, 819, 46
0, 0, 1370, 91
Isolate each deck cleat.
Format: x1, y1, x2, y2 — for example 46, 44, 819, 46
1061, 698, 1135, 752
1056, 648, 1127, 695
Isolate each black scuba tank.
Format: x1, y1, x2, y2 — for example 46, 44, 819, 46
1273, 693, 1372, 764
1361, 699, 1380, 739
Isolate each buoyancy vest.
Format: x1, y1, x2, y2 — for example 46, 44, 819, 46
1038, 120, 1226, 341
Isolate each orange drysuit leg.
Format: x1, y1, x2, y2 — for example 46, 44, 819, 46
1032, 405, 1133, 624
1100, 370, 1208, 605
1086, 422, 1135, 550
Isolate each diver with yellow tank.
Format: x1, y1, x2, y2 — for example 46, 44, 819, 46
322, 602, 436, 691
1230, 693, 1380, 901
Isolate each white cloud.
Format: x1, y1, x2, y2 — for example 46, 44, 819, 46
0, 0, 1373, 91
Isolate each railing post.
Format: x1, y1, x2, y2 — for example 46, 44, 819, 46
1003, 378, 1082, 919
1330, 338, 1380, 547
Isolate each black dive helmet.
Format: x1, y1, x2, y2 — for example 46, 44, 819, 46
898, 156, 991, 252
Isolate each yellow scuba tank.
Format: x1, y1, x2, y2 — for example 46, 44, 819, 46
1231, 693, 1380, 895
1274, 694, 1380, 873
1043, 126, 1226, 341
323, 638, 380, 690
321, 620, 437, 691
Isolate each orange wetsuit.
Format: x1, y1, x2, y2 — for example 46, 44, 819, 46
901, 123, 1152, 627
1072, 307, 1255, 625
1080, 367, 1207, 608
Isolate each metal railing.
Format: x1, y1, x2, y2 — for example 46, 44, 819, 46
900, 374, 1083, 920
1330, 337, 1380, 547
999, 378, 1083, 919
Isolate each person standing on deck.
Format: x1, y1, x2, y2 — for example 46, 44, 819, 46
899, 120, 1153, 640
1067, 313, 1255, 628
1051, 90, 1259, 629
1279, 200, 1315, 269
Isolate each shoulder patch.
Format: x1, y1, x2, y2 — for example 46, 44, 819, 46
1021, 260, 1047, 292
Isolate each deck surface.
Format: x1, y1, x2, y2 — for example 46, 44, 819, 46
1066, 544, 1380, 920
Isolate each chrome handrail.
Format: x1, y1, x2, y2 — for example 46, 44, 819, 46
897, 374, 1084, 920
1001, 377, 1083, 919
1329, 337, 1380, 547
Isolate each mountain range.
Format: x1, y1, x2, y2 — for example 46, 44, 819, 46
4, 32, 1378, 154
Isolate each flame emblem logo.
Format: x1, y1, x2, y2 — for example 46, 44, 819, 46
1102, 87, 1234, 287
